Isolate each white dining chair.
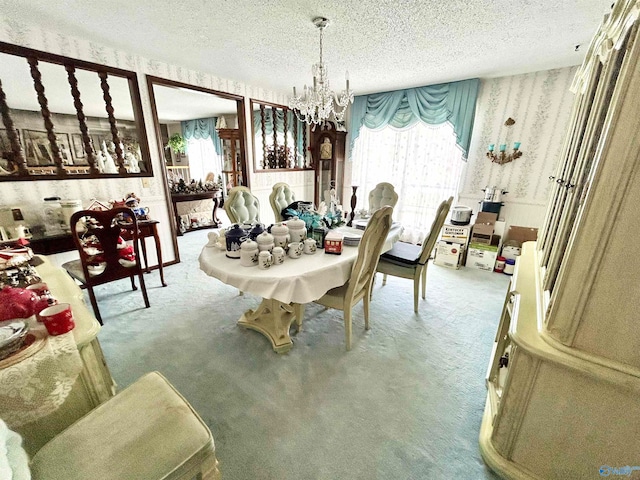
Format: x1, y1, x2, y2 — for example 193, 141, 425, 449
375, 197, 453, 312
269, 182, 296, 222
313, 206, 393, 350
224, 186, 260, 225
368, 182, 398, 212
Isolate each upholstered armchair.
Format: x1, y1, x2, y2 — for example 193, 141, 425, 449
368, 182, 399, 212
269, 182, 296, 222
224, 186, 260, 225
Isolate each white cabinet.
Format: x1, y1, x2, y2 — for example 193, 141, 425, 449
481, 1, 640, 477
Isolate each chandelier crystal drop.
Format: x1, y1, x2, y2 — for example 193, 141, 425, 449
289, 17, 354, 126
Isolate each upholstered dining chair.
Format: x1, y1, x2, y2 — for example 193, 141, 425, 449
269, 182, 296, 222
61, 207, 150, 325
368, 182, 399, 212
375, 196, 453, 313
224, 186, 260, 225
313, 206, 393, 350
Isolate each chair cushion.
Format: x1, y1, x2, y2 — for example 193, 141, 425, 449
30, 372, 215, 480
380, 241, 421, 266
61, 259, 86, 283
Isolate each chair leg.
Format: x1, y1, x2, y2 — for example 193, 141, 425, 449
421, 266, 428, 299
137, 272, 151, 308
86, 285, 102, 325
382, 273, 388, 286
363, 294, 371, 331
413, 277, 419, 313
130, 275, 138, 291
344, 308, 352, 351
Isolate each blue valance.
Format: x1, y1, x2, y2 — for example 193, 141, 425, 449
181, 117, 222, 155
349, 78, 479, 159
253, 107, 305, 155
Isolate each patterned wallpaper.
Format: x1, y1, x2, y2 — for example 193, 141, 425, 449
0, 16, 294, 259
0, 16, 578, 235
458, 67, 577, 228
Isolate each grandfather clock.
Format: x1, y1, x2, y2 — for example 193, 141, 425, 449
310, 121, 347, 206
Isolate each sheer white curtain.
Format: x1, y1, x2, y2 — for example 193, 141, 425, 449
186, 138, 222, 183
351, 122, 463, 243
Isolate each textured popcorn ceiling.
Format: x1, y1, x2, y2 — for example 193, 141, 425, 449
1, 0, 612, 95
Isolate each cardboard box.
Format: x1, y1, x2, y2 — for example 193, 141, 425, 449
441, 224, 472, 245
470, 212, 498, 245
467, 242, 500, 272
433, 241, 465, 269
505, 226, 538, 245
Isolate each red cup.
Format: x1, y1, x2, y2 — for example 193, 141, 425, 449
26, 282, 50, 296
37, 303, 75, 336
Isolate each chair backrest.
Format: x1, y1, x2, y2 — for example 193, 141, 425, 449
224, 186, 260, 224
269, 182, 296, 222
344, 206, 393, 303
69, 207, 143, 286
418, 196, 453, 265
368, 182, 399, 212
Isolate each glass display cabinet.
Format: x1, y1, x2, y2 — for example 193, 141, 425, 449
218, 128, 244, 195
310, 121, 346, 206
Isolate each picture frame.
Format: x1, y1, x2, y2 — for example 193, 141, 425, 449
23, 130, 73, 166
0, 128, 21, 172
71, 133, 88, 163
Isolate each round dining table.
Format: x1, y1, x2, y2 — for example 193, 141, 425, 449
198, 224, 402, 353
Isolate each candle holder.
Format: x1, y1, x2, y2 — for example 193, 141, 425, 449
347, 186, 358, 227
487, 118, 523, 165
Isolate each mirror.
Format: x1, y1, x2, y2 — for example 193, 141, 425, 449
147, 76, 247, 246
250, 100, 311, 172
0, 41, 152, 180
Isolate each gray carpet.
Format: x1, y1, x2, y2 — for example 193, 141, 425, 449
94, 230, 507, 480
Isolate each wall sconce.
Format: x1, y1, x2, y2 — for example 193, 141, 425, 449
486, 117, 522, 165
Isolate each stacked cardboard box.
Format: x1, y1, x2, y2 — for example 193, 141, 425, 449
433, 241, 465, 269
467, 213, 500, 271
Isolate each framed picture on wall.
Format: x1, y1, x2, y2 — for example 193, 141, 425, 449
23, 130, 73, 166
71, 133, 88, 164
0, 129, 22, 172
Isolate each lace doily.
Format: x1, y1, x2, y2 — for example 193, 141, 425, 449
0, 331, 83, 428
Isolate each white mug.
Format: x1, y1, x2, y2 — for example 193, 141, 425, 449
272, 246, 285, 265
287, 242, 303, 259
258, 251, 273, 269
303, 238, 317, 254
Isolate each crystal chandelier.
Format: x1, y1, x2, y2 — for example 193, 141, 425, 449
289, 17, 354, 126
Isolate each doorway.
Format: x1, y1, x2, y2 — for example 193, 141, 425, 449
146, 77, 248, 262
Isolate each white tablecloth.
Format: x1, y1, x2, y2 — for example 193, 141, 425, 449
199, 225, 402, 305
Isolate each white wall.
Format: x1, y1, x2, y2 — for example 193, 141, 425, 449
458, 67, 577, 230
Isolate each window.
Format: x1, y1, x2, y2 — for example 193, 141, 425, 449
351, 122, 463, 243
186, 138, 222, 183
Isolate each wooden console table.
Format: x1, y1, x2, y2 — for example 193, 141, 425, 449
171, 191, 222, 236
